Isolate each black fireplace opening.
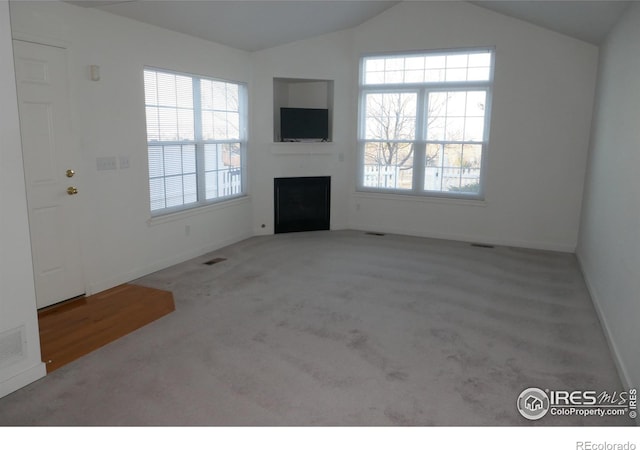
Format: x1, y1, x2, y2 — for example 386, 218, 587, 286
274, 176, 330, 234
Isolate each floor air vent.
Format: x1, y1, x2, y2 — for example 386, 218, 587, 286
471, 243, 495, 249
204, 257, 227, 266
365, 232, 386, 236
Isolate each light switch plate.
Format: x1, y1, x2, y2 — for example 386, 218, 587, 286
119, 155, 130, 169
96, 156, 117, 171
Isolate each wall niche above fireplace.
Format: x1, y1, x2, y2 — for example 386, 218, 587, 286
274, 177, 330, 234
273, 78, 334, 143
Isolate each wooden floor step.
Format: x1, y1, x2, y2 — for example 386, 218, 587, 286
38, 284, 175, 373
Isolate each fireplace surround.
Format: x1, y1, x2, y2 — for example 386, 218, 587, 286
274, 176, 330, 234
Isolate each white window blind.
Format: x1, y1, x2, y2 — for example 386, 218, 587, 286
144, 68, 246, 214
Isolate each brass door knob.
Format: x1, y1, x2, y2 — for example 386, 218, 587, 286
66, 169, 75, 178
67, 186, 78, 195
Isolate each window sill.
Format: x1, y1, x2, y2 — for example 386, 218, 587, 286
353, 190, 488, 207
147, 195, 250, 226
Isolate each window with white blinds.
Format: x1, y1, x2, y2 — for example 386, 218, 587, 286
144, 68, 246, 215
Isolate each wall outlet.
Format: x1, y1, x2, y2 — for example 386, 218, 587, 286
96, 156, 117, 171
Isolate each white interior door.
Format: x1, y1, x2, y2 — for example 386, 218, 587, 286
13, 39, 85, 309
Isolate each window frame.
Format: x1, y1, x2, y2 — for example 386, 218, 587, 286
357, 47, 495, 200
143, 66, 248, 217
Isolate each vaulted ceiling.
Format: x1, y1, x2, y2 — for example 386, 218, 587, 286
68, 1, 633, 51
471, 1, 631, 45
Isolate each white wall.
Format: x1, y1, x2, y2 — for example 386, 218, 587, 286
9, 1, 254, 296
287, 81, 329, 108
0, 0, 45, 397
577, 2, 640, 391
251, 30, 354, 234
349, 1, 599, 251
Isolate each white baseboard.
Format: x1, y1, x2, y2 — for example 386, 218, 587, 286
576, 252, 633, 391
86, 231, 253, 295
576, 252, 638, 425
348, 223, 576, 253
0, 362, 46, 399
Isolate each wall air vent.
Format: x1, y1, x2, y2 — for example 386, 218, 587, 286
0, 326, 26, 369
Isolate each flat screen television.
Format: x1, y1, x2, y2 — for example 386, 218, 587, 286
280, 107, 329, 141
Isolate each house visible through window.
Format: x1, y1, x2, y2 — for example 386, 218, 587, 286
358, 48, 494, 198
144, 68, 247, 214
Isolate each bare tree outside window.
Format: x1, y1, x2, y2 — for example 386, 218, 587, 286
363, 91, 450, 189
360, 49, 492, 196
364, 92, 415, 189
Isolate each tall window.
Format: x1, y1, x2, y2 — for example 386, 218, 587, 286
359, 48, 494, 198
144, 68, 247, 214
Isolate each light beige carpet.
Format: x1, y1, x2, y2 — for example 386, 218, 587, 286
0, 231, 628, 425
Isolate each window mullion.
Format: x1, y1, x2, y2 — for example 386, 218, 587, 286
239, 85, 248, 194
192, 78, 206, 203
413, 88, 427, 194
